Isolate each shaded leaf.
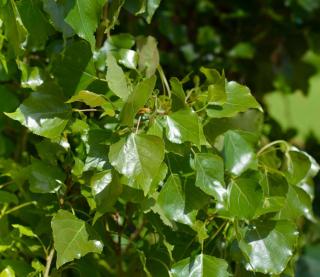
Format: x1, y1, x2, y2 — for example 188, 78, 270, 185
137, 36, 159, 77
28, 159, 66, 193
17, 0, 52, 50
91, 170, 122, 215
156, 174, 196, 226
200, 67, 227, 105
120, 76, 156, 126
106, 53, 130, 100
52, 40, 96, 97
227, 171, 262, 220
0, 0, 27, 55
193, 153, 226, 202
42, 0, 74, 37
0, 191, 18, 204
65, 0, 106, 49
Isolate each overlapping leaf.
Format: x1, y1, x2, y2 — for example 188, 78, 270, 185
52, 210, 103, 268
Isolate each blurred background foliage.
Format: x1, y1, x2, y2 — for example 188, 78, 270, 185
115, 0, 320, 275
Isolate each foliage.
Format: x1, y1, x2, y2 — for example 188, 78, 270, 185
0, 0, 319, 276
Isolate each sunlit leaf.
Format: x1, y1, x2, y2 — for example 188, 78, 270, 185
52, 210, 103, 268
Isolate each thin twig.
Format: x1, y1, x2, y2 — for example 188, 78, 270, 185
44, 248, 55, 277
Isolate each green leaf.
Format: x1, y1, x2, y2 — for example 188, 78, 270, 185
52, 40, 96, 97
223, 130, 258, 176
165, 108, 205, 148
91, 170, 122, 215
255, 171, 288, 216
200, 67, 227, 105
0, 0, 27, 55
109, 133, 165, 193
65, 0, 106, 49
0, 191, 18, 204
42, 0, 74, 37
28, 159, 66, 193
207, 81, 262, 118
204, 110, 263, 146
83, 129, 111, 171
0, 86, 19, 112
66, 90, 108, 107
5, 83, 71, 139
170, 78, 185, 100
228, 42, 255, 59
106, 0, 125, 33
120, 76, 156, 126
193, 153, 226, 202
155, 174, 197, 226
239, 220, 298, 274
275, 185, 315, 221
51, 210, 103, 268
0, 266, 15, 277
109, 33, 135, 49
117, 49, 139, 69
137, 36, 159, 77
106, 53, 130, 100
17, 0, 52, 50
16, 62, 43, 90
227, 171, 262, 220
171, 253, 230, 277
11, 224, 35, 237
144, 0, 162, 23
285, 150, 311, 185
264, 73, 320, 141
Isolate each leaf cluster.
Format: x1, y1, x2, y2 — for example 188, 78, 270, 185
0, 1, 319, 276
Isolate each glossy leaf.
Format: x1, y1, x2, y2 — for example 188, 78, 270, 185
239, 220, 298, 274
165, 108, 205, 147
207, 81, 262, 118
109, 133, 165, 193
223, 130, 258, 176
171, 253, 230, 277
5, 84, 71, 139
51, 210, 103, 268
193, 153, 226, 202
156, 174, 196, 226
